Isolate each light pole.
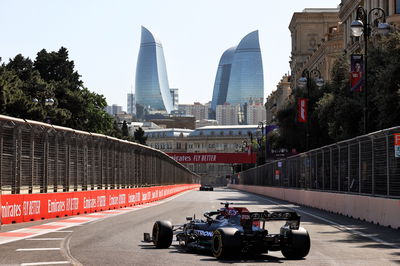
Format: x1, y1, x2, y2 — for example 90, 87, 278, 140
297, 68, 324, 151
258, 121, 265, 164
351, 6, 390, 134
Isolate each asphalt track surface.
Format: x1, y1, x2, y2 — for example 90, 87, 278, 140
0, 187, 399, 265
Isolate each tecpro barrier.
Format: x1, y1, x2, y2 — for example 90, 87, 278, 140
1, 184, 199, 225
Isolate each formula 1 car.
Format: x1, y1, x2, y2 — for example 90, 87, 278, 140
199, 184, 214, 191
144, 202, 310, 260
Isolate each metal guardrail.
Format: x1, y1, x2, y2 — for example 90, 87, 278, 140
234, 126, 400, 198
0, 115, 199, 194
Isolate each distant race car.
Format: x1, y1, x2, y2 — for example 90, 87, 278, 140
144, 202, 310, 260
199, 184, 213, 191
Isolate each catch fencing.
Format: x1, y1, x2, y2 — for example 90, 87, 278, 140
235, 127, 400, 198
0, 115, 199, 195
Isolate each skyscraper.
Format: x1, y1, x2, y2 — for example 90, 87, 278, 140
127, 93, 136, 115
211, 47, 236, 112
135, 26, 173, 118
211, 31, 264, 109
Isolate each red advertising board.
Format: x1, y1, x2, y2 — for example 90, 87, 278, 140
167, 152, 256, 164
0, 184, 199, 225
298, 98, 308, 123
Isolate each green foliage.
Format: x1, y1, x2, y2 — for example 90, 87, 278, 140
0, 47, 115, 135
134, 127, 147, 145
121, 120, 129, 137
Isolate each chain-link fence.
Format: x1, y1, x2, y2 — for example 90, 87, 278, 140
0, 115, 199, 194
235, 126, 400, 198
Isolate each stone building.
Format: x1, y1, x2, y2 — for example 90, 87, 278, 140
145, 125, 261, 185
339, 0, 400, 54
289, 8, 341, 88
265, 74, 292, 124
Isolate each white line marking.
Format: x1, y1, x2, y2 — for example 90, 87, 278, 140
25, 238, 64, 241
17, 248, 61, 251
249, 192, 400, 249
21, 261, 70, 265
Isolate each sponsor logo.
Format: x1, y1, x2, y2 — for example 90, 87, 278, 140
194, 230, 213, 237
48, 200, 65, 213
66, 198, 79, 211
84, 197, 96, 209
1, 203, 22, 218
23, 200, 40, 216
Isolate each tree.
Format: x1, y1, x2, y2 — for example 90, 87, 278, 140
121, 120, 129, 137
134, 127, 147, 145
0, 47, 115, 135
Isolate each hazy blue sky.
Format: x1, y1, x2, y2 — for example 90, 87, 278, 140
1, 0, 339, 111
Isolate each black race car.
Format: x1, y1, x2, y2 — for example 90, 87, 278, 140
199, 184, 213, 191
144, 202, 310, 259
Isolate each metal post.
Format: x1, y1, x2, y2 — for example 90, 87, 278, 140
386, 134, 390, 196
322, 149, 325, 190
338, 145, 341, 191
359, 139, 362, 193
348, 144, 351, 192
330, 147, 333, 190
372, 138, 375, 195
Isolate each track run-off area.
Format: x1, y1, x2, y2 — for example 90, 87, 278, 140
0, 187, 399, 266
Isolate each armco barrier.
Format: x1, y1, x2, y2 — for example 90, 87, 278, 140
1, 184, 199, 225
229, 184, 400, 229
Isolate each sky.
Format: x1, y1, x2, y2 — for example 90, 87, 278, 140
0, 0, 340, 111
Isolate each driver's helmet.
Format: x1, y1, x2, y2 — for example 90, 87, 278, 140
219, 207, 239, 218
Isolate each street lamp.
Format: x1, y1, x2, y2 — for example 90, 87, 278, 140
297, 68, 324, 151
351, 6, 390, 134
258, 121, 266, 163
33, 98, 55, 123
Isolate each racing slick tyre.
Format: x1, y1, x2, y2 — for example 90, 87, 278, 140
152, 221, 173, 248
212, 228, 241, 259
281, 227, 310, 259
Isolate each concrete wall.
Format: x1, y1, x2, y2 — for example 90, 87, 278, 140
229, 184, 400, 229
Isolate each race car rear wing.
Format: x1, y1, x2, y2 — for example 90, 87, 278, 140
245, 211, 301, 230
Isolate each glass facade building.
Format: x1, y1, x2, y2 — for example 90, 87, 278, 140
135, 26, 173, 116
226, 30, 264, 105
211, 47, 236, 111
211, 31, 264, 111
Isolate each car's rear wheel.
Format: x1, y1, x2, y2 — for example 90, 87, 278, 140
152, 220, 173, 248
281, 227, 310, 259
212, 228, 241, 259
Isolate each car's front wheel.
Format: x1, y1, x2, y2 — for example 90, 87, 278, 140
152, 220, 173, 248
212, 228, 241, 259
281, 227, 310, 259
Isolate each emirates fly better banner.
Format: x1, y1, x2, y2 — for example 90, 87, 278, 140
167, 153, 257, 164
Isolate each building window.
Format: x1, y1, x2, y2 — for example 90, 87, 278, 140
397, 0, 400, 14
220, 131, 224, 136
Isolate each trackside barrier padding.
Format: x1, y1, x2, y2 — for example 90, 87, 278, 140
1, 184, 200, 225
229, 184, 400, 229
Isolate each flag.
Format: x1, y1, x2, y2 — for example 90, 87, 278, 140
350, 54, 363, 92
298, 98, 308, 123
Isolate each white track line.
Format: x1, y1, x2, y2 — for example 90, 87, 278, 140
17, 248, 61, 251
25, 238, 64, 241
250, 192, 400, 249
21, 261, 70, 265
